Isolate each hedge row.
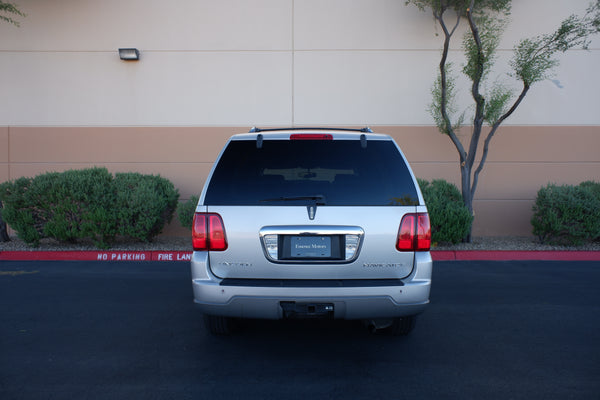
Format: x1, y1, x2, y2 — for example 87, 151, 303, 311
418, 179, 600, 246
531, 181, 600, 246
0, 167, 179, 248
4, 168, 595, 248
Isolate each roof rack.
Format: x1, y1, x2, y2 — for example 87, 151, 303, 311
249, 127, 373, 133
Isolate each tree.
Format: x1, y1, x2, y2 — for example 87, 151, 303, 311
0, 1, 24, 26
0, 1, 24, 241
406, 0, 600, 241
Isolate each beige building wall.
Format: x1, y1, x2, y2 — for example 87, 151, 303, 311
1, 0, 599, 237
1, 125, 598, 236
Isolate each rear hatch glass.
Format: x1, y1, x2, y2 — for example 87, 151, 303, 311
203, 139, 419, 206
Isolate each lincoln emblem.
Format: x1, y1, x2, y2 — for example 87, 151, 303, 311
307, 205, 316, 220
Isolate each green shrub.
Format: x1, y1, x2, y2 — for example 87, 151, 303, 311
0, 176, 41, 245
531, 182, 600, 246
113, 173, 179, 242
177, 195, 199, 230
418, 178, 473, 244
46, 168, 117, 246
0, 168, 116, 247
0, 167, 179, 248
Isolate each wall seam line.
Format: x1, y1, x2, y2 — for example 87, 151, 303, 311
291, 0, 295, 127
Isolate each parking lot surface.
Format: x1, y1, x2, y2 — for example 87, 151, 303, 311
1, 260, 599, 399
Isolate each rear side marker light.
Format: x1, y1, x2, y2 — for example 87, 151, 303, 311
193, 213, 228, 251
290, 134, 333, 140
396, 213, 431, 252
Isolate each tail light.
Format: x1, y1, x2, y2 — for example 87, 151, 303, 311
396, 213, 431, 252
193, 213, 228, 251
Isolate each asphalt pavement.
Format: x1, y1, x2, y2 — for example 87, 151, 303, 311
1, 260, 599, 400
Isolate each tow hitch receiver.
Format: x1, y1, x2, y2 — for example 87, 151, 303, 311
280, 302, 334, 319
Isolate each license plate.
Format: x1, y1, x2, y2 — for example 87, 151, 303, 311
291, 236, 331, 258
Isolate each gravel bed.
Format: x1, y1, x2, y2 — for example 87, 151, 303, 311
433, 236, 600, 251
1, 235, 599, 252
0, 235, 192, 252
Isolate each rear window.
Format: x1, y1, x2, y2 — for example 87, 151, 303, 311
203, 139, 419, 206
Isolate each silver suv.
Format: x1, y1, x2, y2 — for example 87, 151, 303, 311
191, 128, 432, 335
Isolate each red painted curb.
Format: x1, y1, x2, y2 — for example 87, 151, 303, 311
431, 250, 600, 261
1, 250, 600, 262
0, 251, 192, 262
430, 251, 456, 261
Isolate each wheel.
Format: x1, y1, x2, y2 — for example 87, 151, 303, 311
388, 315, 417, 336
203, 314, 237, 335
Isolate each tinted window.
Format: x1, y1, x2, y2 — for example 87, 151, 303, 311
204, 139, 419, 206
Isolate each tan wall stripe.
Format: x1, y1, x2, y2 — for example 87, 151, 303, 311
2, 125, 599, 237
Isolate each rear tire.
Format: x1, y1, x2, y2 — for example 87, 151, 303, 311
203, 314, 237, 335
388, 315, 417, 336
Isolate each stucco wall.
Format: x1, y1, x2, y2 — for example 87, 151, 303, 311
1, 125, 598, 236
1, 0, 599, 237
1, 0, 598, 126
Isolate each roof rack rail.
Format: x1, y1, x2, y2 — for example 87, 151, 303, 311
249, 127, 373, 133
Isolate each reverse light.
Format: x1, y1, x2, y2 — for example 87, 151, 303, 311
396, 213, 431, 252
193, 213, 228, 251
263, 234, 278, 259
345, 234, 360, 259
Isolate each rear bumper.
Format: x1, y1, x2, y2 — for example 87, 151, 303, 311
191, 252, 432, 320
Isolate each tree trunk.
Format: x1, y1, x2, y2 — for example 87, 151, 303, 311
460, 164, 474, 242
0, 201, 10, 242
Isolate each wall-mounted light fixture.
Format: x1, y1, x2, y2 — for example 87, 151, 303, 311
118, 48, 140, 61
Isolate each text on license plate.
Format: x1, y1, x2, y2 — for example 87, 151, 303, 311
292, 236, 331, 258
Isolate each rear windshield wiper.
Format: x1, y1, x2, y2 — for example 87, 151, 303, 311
259, 195, 327, 205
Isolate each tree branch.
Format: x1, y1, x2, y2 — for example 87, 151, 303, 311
465, 2, 486, 172
435, 6, 467, 163
471, 81, 530, 199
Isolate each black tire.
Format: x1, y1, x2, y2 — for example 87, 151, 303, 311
203, 314, 237, 335
388, 315, 417, 336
